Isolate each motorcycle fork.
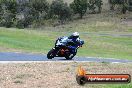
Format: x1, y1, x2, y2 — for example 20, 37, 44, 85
52, 48, 59, 56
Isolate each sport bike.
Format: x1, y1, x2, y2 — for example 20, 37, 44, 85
47, 37, 84, 60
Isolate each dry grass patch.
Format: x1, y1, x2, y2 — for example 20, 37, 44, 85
0, 62, 131, 88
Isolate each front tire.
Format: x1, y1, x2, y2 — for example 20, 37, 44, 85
47, 49, 55, 59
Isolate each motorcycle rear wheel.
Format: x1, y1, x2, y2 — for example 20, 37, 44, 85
65, 49, 77, 60
65, 53, 76, 60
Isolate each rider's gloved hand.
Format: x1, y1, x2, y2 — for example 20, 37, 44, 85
80, 40, 84, 45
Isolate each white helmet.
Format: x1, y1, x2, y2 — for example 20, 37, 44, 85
72, 32, 79, 37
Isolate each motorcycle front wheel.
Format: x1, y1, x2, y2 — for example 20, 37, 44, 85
47, 49, 55, 59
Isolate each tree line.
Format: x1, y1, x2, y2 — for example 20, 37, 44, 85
109, 0, 132, 14
0, 0, 130, 28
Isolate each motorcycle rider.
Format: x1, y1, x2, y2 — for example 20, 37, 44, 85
55, 32, 84, 55
67, 32, 84, 54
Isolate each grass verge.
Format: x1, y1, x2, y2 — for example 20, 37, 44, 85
0, 13, 132, 60
0, 27, 132, 60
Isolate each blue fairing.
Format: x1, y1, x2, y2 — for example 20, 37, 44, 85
68, 39, 84, 54
55, 36, 84, 53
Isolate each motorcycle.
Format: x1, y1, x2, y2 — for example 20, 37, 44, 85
47, 37, 84, 60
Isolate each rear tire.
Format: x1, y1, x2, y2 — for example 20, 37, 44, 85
47, 49, 55, 59
65, 52, 76, 60
65, 49, 77, 60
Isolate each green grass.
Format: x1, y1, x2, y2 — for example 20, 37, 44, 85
86, 84, 132, 88
79, 35, 132, 59
104, 84, 132, 88
0, 28, 55, 53
0, 13, 132, 60
0, 27, 132, 60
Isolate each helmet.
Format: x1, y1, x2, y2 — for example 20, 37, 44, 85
70, 32, 79, 39
72, 32, 79, 37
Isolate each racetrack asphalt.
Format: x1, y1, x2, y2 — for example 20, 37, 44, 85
0, 52, 132, 63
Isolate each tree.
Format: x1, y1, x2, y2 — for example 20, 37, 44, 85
1, 11, 15, 28
87, 0, 103, 13
16, 0, 49, 28
6, 0, 17, 14
29, 0, 49, 20
16, 1, 35, 28
0, 0, 17, 27
70, 0, 88, 18
50, 0, 72, 23
0, 1, 2, 26
95, 0, 103, 13
30, 0, 49, 13
0, 1, 2, 12
109, 0, 128, 14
